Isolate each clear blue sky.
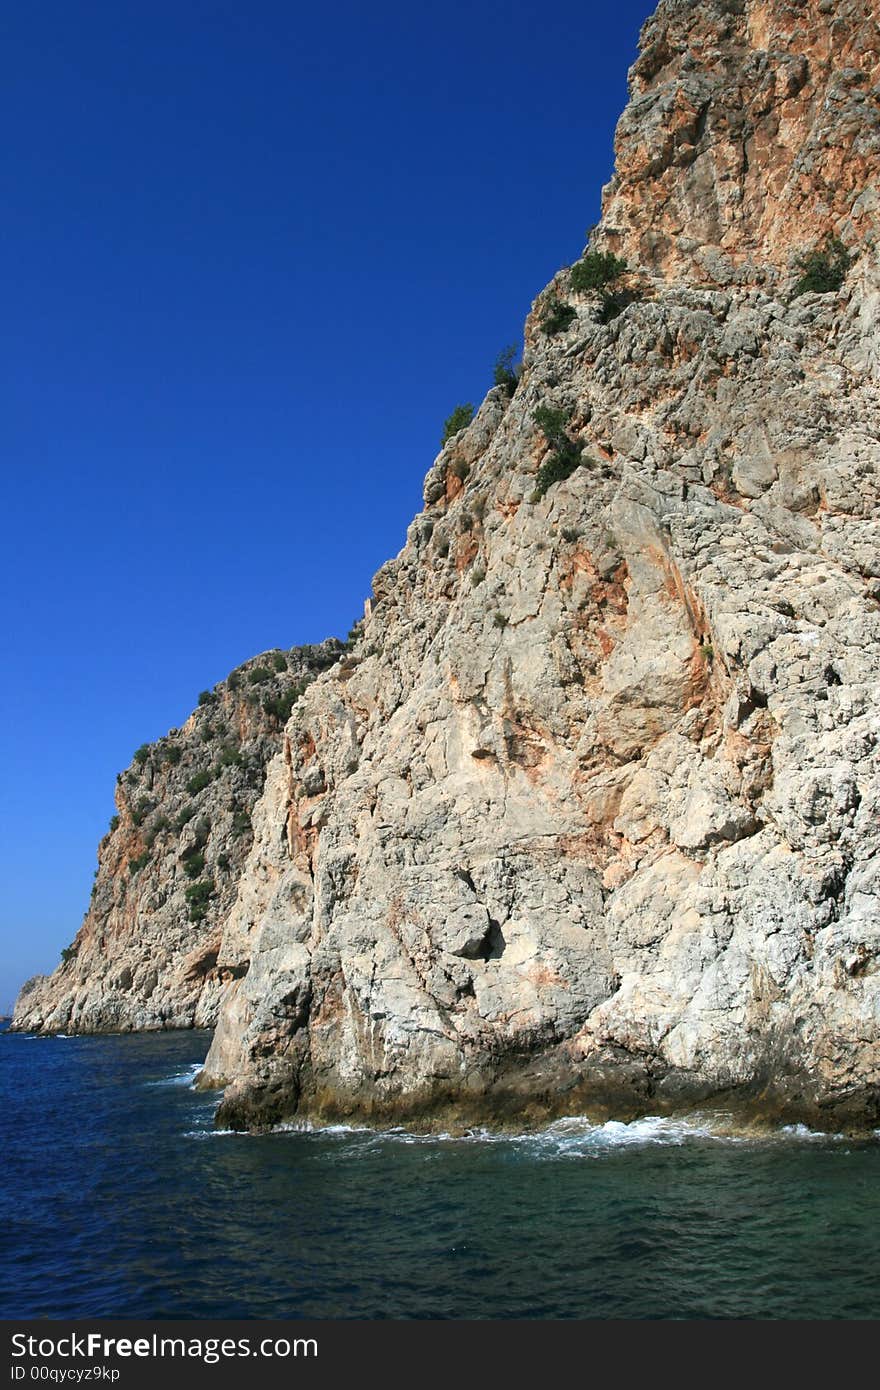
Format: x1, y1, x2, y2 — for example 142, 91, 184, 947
0, 0, 656, 1009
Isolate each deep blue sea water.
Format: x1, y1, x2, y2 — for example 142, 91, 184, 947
2, 1024, 879, 1319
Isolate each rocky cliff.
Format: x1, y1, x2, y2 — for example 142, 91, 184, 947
17, 0, 879, 1132
603, 0, 879, 289
198, 0, 880, 1132
13, 642, 342, 1033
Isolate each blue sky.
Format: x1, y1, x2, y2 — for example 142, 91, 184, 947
0, 0, 656, 1008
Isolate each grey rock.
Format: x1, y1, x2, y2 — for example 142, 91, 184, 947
200, 0, 880, 1133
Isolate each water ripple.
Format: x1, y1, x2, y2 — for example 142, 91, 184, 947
2, 1027, 879, 1319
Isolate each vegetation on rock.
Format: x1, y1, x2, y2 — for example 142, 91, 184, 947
540, 298, 577, 336
441, 404, 475, 445
185, 879, 215, 923
493, 345, 520, 396
793, 237, 853, 297
187, 770, 214, 796
570, 250, 627, 293
531, 405, 586, 499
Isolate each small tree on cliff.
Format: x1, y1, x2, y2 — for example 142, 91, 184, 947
441, 404, 475, 446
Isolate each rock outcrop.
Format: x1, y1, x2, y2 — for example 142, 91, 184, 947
199, 0, 880, 1131
602, 0, 880, 289
17, 0, 879, 1132
13, 642, 342, 1033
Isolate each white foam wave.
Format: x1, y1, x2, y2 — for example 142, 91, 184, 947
778, 1123, 844, 1142
521, 1114, 724, 1154
146, 1062, 203, 1088
182, 1110, 867, 1152
266, 1111, 734, 1155
275, 1119, 375, 1136
14, 1031, 75, 1039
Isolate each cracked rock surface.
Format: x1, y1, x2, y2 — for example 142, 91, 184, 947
17, 0, 880, 1131
202, 0, 880, 1131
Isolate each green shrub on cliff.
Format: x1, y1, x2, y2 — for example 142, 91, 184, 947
531, 405, 584, 499
793, 237, 853, 296
185, 879, 215, 923
186, 769, 214, 796
145, 815, 171, 849
262, 691, 294, 724
533, 405, 570, 446
540, 298, 576, 336
181, 851, 205, 880
570, 250, 627, 293
263, 684, 306, 723
217, 745, 244, 770
493, 345, 520, 396
598, 288, 637, 323
60, 945, 78, 964
174, 803, 196, 831
441, 404, 475, 445
534, 449, 583, 497
130, 797, 153, 827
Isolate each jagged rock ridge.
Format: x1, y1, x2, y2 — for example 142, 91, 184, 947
199, 0, 880, 1132
13, 642, 342, 1033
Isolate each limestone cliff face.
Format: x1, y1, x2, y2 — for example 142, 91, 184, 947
13, 642, 342, 1033
201, 0, 880, 1131
601, 0, 880, 288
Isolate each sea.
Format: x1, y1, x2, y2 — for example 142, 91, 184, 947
3, 1023, 879, 1319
